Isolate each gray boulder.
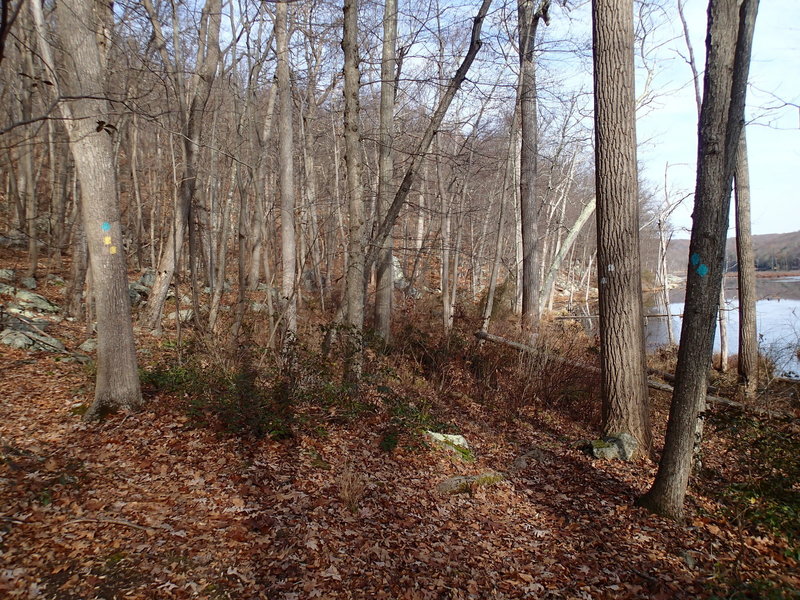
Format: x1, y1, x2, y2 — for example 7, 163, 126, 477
0, 328, 65, 352
166, 309, 194, 322
78, 338, 98, 352
585, 433, 638, 461
139, 269, 156, 287
0, 269, 14, 281
0, 329, 34, 349
20, 277, 36, 290
424, 431, 474, 461
14, 290, 59, 313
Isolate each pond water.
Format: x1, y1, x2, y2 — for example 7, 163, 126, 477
645, 276, 800, 379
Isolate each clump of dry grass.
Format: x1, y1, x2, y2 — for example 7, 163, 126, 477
338, 460, 367, 513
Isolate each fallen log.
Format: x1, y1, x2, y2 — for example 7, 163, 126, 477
474, 330, 796, 421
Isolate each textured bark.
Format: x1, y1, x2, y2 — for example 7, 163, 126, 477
54, 0, 141, 417
276, 0, 297, 338
734, 129, 758, 397
374, 0, 398, 342
342, 0, 366, 379
517, 0, 549, 330
592, 0, 651, 455
638, 0, 759, 521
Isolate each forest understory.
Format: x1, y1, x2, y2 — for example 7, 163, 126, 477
1, 251, 799, 600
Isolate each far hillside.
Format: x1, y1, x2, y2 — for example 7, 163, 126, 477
665, 230, 800, 275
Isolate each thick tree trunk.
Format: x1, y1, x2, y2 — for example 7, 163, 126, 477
734, 129, 758, 397
638, 0, 759, 521
54, 0, 141, 417
592, 0, 651, 455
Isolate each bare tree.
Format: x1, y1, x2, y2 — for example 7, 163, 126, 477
517, 0, 550, 331
638, 0, 759, 521
374, 0, 398, 342
142, 0, 222, 331
734, 128, 757, 397
276, 0, 297, 339
342, 0, 366, 379
592, 0, 651, 455
53, 0, 141, 418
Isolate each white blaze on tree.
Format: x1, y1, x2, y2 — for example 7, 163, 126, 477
591, 0, 651, 455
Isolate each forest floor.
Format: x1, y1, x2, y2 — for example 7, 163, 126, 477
1, 256, 799, 599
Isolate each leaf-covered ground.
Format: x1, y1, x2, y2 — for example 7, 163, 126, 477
2, 270, 799, 599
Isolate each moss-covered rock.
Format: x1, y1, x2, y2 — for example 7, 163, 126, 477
436, 470, 505, 495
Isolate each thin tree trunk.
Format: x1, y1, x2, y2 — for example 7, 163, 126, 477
734, 129, 757, 397
342, 0, 366, 380
638, 0, 758, 521
517, 0, 550, 330
276, 0, 297, 339
374, 0, 398, 342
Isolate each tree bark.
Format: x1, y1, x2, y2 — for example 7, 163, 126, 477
54, 0, 141, 417
374, 0, 398, 342
517, 0, 550, 330
276, 0, 297, 339
342, 0, 366, 380
734, 129, 757, 397
592, 0, 651, 455
638, 0, 759, 521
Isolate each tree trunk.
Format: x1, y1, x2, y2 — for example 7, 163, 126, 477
734, 129, 757, 397
374, 0, 398, 342
142, 0, 221, 330
638, 0, 759, 521
276, 0, 297, 339
517, 0, 550, 330
54, 0, 141, 417
592, 0, 651, 455
342, 0, 366, 380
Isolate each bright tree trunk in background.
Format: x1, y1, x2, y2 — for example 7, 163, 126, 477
734, 128, 758, 397
54, 0, 141, 418
374, 0, 398, 343
591, 0, 651, 455
638, 0, 758, 521
517, 0, 549, 331
276, 0, 297, 338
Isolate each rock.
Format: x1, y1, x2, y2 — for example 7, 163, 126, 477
139, 269, 156, 287
181, 294, 192, 306
166, 309, 194, 322
19, 277, 36, 290
0, 329, 34, 349
78, 338, 97, 352
46, 274, 66, 286
584, 433, 638, 461
0, 282, 15, 295
13, 290, 59, 313
436, 471, 504, 495
251, 302, 269, 313
0, 328, 65, 352
424, 431, 473, 461
0, 269, 14, 281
